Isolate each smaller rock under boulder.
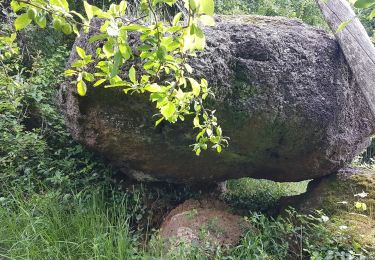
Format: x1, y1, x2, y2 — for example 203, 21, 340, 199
159, 198, 248, 250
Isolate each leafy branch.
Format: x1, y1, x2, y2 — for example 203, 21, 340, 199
3, 0, 229, 155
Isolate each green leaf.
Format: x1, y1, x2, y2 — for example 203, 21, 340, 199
35, 14, 47, 28
199, 0, 215, 15
76, 47, 86, 59
84, 1, 101, 19
155, 117, 164, 126
93, 78, 106, 87
145, 84, 162, 92
10, 1, 22, 12
89, 34, 108, 43
156, 46, 167, 60
119, 44, 131, 60
14, 13, 32, 31
121, 25, 149, 31
193, 115, 200, 127
369, 9, 375, 19
77, 80, 87, 96
83, 72, 95, 82
199, 15, 215, 26
62, 23, 72, 35
184, 64, 193, 73
189, 0, 198, 10
354, 0, 375, 8
336, 19, 351, 34
216, 145, 222, 153
129, 66, 137, 84
103, 40, 114, 57
50, 0, 70, 11
173, 12, 183, 26
161, 102, 176, 120
64, 69, 77, 76
188, 77, 200, 97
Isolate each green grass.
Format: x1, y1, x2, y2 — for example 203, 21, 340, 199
225, 178, 309, 212
0, 191, 141, 259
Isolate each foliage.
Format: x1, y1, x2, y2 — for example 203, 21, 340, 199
215, 0, 327, 28
0, 31, 115, 206
4, 0, 228, 155
0, 0, 374, 259
225, 178, 308, 213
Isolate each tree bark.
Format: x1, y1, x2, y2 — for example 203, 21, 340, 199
316, 0, 375, 117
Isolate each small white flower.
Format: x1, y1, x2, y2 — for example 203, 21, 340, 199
321, 215, 329, 222
339, 225, 348, 230
107, 26, 119, 37
354, 191, 368, 198
337, 201, 348, 204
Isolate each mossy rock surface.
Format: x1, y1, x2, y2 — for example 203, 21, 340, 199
288, 168, 375, 252
294, 168, 375, 214
61, 16, 375, 184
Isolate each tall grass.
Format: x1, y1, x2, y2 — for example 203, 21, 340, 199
0, 191, 140, 259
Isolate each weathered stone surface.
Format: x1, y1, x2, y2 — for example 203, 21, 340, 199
287, 167, 375, 215
159, 198, 247, 248
60, 15, 375, 183
281, 168, 375, 253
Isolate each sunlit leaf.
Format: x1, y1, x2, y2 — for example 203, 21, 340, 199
14, 13, 32, 31
129, 66, 137, 84
354, 0, 375, 8
161, 102, 176, 120
77, 80, 87, 96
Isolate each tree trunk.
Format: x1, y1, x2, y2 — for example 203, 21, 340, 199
316, 0, 375, 117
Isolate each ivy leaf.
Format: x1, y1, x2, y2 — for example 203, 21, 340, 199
129, 66, 137, 84
77, 80, 87, 96
161, 102, 176, 120
15, 13, 32, 31
354, 0, 375, 8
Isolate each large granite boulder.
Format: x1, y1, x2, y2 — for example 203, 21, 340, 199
60, 16, 375, 184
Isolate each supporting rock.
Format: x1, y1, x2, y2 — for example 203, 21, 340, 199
159, 198, 248, 249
